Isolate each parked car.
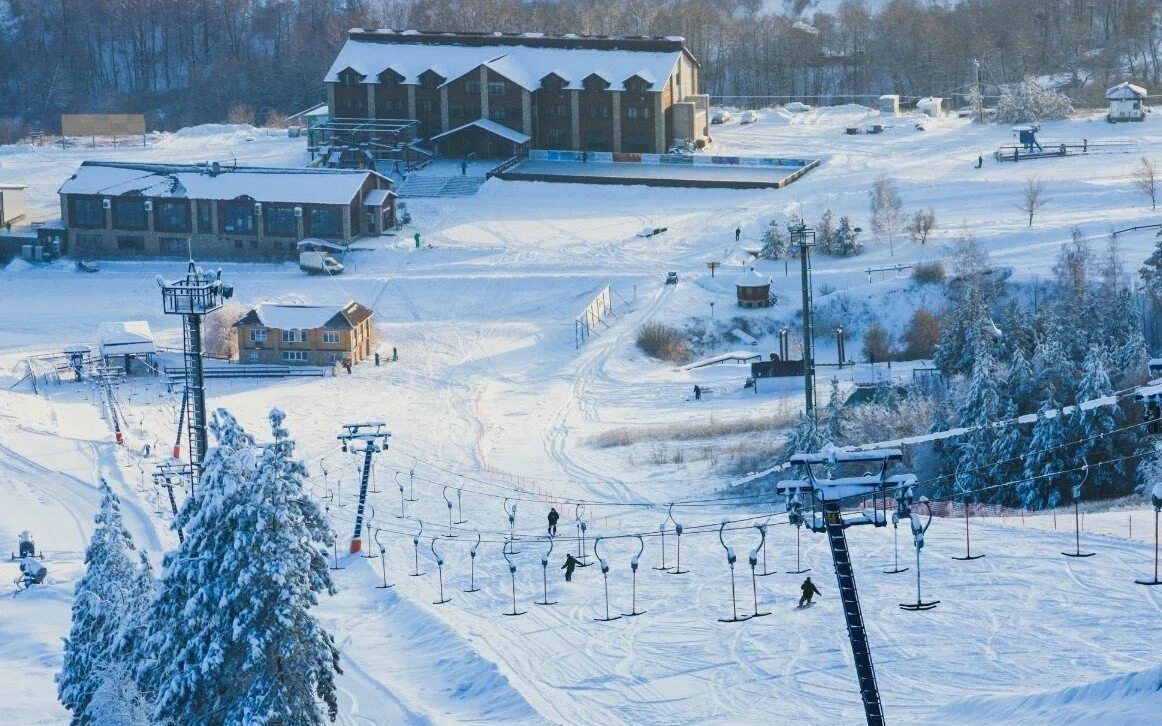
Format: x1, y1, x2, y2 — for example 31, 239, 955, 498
740, 110, 760, 124
665, 271, 679, 285
711, 110, 733, 125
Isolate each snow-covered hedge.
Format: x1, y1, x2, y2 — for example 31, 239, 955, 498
995, 77, 1073, 123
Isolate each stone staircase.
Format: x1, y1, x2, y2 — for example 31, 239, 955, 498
396, 175, 486, 198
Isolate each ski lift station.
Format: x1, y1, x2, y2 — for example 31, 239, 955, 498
98, 320, 157, 374
877, 94, 899, 115
735, 268, 773, 308
1106, 81, 1147, 122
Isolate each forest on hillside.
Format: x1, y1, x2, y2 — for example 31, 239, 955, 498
0, 0, 1158, 138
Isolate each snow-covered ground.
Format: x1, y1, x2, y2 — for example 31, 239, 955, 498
2, 107, 1162, 724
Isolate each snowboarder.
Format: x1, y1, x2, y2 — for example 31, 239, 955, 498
799, 576, 822, 607
562, 553, 579, 581
548, 507, 560, 536
461, 160, 467, 175
734, 226, 741, 243
975, 154, 982, 169
693, 384, 702, 401
374, 352, 381, 366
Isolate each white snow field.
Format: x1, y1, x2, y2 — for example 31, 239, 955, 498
2, 107, 1162, 724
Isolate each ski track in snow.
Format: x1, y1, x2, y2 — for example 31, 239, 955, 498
4, 113, 1162, 722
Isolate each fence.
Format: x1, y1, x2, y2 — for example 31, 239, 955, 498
528, 148, 815, 169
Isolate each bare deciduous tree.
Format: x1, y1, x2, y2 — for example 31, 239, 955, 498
906, 209, 936, 245
1017, 177, 1048, 227
203, 301, 245, 360
869, 175, 903, 256
1133, 157, 1157, 210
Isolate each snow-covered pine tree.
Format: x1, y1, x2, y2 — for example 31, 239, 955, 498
58, 479, 152, 725
833, 215, 863, 257
988, 400, 1027, 506
137, 409, 341, 725
948, 344, 1004, 499
822, 377, 845, 448
1030, 337, 1076, 404
1069, 349, 1125, 499
815, 209, 836, 255
1005, 346, 1037, 416
760, 219, 788, 260
1019, 400, 1075, 509
781, 412, 824, 459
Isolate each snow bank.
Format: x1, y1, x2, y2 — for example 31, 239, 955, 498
170, 123, 263, 138
938, 665, 1162, 725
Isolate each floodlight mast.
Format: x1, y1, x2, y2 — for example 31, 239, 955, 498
158, 261, 232, 490
776, 449, 911, 726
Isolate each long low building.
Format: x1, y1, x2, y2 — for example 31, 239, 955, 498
58, 161, 396, 260
323, 30, 711, 158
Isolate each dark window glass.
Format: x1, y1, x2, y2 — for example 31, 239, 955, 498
113, 199, 147, 230
487, 82, 506, 95
72, 197, 105, 228
155, 200, 190, 232
197, 201, 213, 233
308, 207, 341, 237
116, 235, 145, 252
265, 205, 297, 236
223, 204, 255, 234
465, 81, 480, 94
159, 237, 187, 256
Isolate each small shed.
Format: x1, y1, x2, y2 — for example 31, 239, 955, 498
0, 184, 27, 227
735, 268, 773, 308
98, 321, 157, 375
916, 97, 943, 118
878, 94, 900, 115
1106, 82, 1147, 122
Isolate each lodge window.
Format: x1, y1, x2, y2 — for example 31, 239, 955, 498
487, 82, 506, 96
489, 108, 509, 121
112, 199, 147, 230
222, 203, 255, 234
552, 105, 568, 117
547, 128, 565, 145
155, 200, 190, 232
627, 107, 639, 119
71, 197, 105, 228
74, 233, 102, 252
308, 207, 341, 237
116, 235, 145, 252
586, 130, 607, 145
626, 131, 650, 152
465, 81, 480, 94
282, 351, 309, 362
419, 99, 435, 113
281, 329, 306, 343
588, 106, 610, 119
159, 237, 187, 256
322, 331, 341, 344
197, 201, 213, 233
265, 205, 297, 236
250, 329, 267, 343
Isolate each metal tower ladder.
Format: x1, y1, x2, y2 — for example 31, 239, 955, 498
823, 499, 883, 726
181, 312, 207, 488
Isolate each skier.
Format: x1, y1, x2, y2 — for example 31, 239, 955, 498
798, 576, 822, 607
693, 384, 702, 401
374, 352, 381, 366
562, 553, 579, 582
975, 154, 982, 169
461, 160, 467, 175
734, 226, 741, 243
547, 507, 560, 536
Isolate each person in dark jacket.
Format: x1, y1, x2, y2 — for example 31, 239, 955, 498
547, 507, 560, 536
734, 226, 741, 242
562, 553, 579, 581
799, 576, 822, 606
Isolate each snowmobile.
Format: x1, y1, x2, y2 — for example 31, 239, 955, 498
10, 531, 38, 561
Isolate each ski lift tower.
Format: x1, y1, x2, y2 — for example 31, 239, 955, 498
337, 421, 390, 554
158, 261, 233, 489
776, 449, 916, 726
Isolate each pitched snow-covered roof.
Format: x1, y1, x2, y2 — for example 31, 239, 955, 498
362, 189, 394, 207
1106, 82, 1147, 100
430, 118, 530, 145
236, 302, 373, 331
735, 268, 771, 288
98, 321, 156, 356
59, 162, 390, 206
326, 37, 683, 92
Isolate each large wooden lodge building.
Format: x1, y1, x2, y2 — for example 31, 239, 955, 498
324, 30, 711, 157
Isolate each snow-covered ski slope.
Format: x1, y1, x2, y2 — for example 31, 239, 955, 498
2, 107, 1162, 724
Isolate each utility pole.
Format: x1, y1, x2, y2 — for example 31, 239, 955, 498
158, 261, 233, 490
792, 224, 817, 422
338, 422, 390, 554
